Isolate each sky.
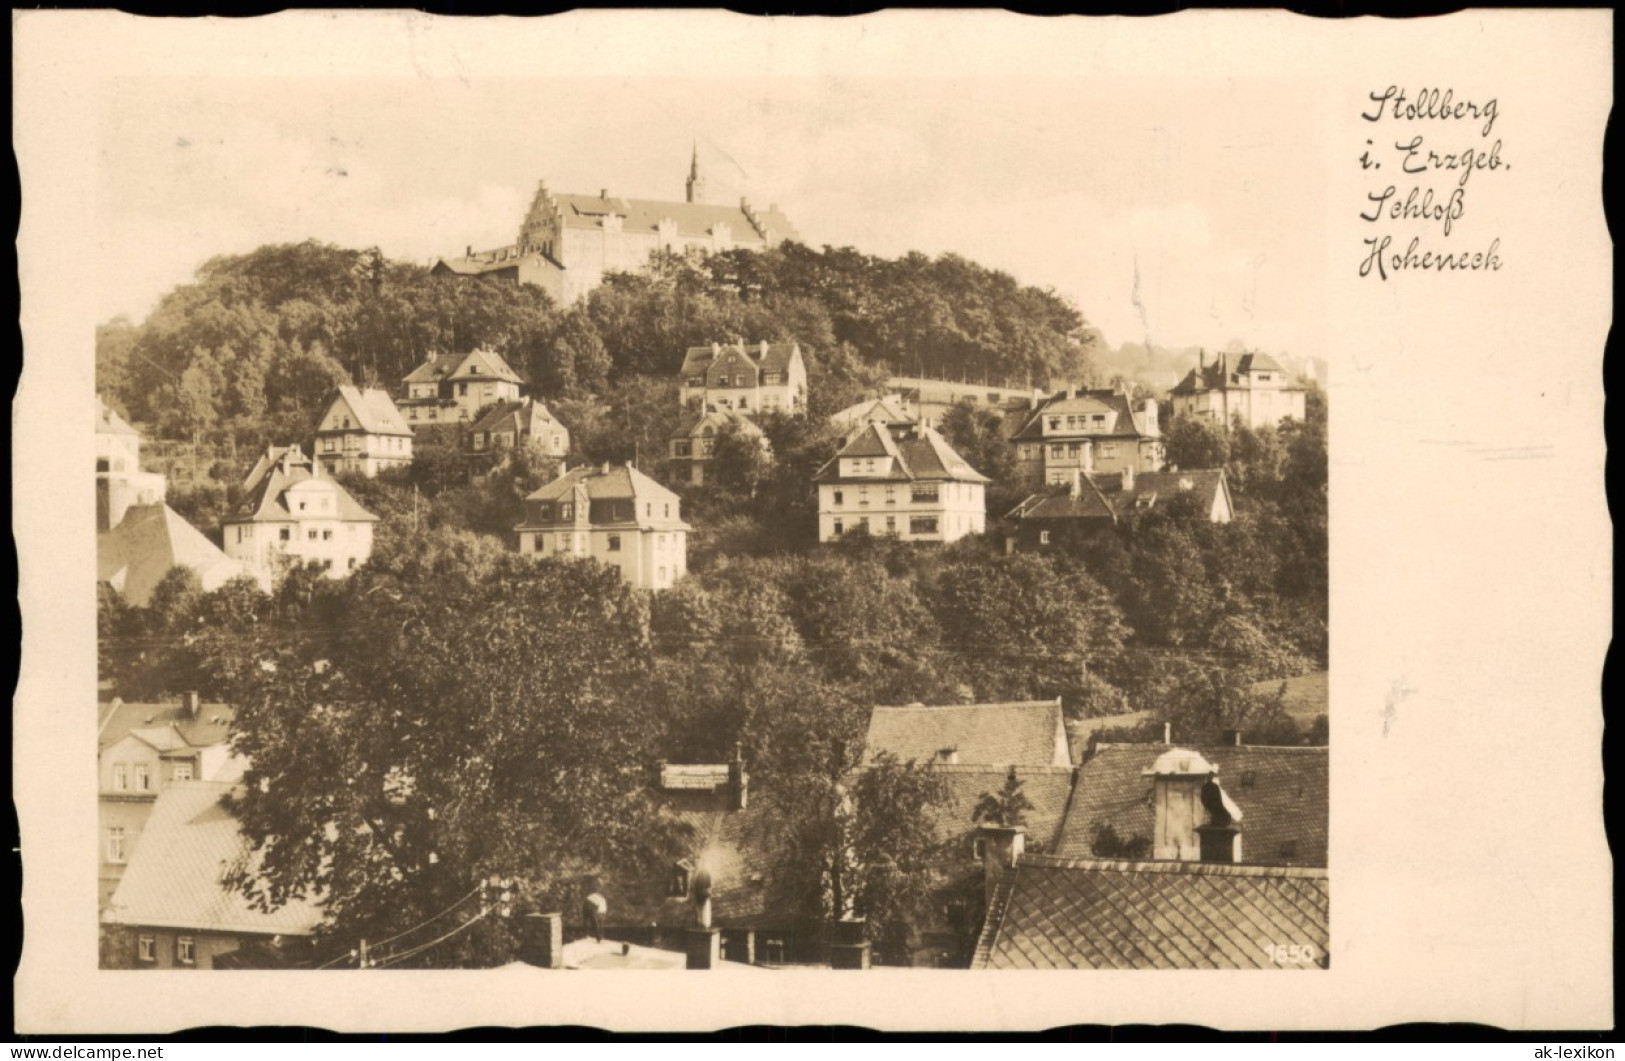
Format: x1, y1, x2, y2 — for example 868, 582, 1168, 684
97, 74, 1326, 357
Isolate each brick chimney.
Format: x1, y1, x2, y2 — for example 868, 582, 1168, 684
181, 691, 201, 719
519, 912, 564, 969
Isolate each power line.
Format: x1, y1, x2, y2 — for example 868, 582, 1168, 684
365, 883, 483, 955
368, 906, 490, 969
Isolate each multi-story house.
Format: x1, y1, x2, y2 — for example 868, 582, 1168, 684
514, 463, 690, 591
432, 151, 800, 306
101, 780, 322, 969
312, 385, 414, 477
399, 347, 526, 425
1169, 351, 1307, 428
468, 397, 570, 457
221, 445, 378, 581
814, 422, 990, 544
96, 397, 167, 532
1008, 387, 1166, 489
97, 694, 238, 910
669, 407, 768, 486
678, 341, 806, 415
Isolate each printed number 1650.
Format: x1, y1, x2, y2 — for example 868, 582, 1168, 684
1264, 943, 1318, 965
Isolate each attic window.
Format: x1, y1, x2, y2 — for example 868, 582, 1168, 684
1240, 770, 1258, 789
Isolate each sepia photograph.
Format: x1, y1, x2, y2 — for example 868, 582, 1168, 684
16, 9, 1610, 1033
86, 68, 1332, 976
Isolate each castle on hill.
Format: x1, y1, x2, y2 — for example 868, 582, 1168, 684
433, 148, 800, 305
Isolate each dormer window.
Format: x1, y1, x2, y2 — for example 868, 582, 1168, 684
670, 858, 694, 898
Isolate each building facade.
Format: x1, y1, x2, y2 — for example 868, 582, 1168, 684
814, 423, 990, 544
96, 397, 167, 532
669, 407, 768, 486
678, 341, 807, 415
1009, 387, 1166, 488
222, 446, 379, 581
514, 463, 691, 591
399, 348, 526, 425
1170, 351, 1307, 428
97, 695, 237, 910
313, 386, 414, 477
468, 397, 570, 457
433, 151, 800, 306
1004, 467, 1234, 552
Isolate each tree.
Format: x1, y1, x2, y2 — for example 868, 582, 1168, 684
972, 767, 1034, 830
215, 550, 668, 967
1164, 413, 1230, 470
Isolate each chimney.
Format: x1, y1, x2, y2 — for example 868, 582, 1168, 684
600, 188, 609, 200
465, 245, 473, 258
1222, 728, 1242, 747
1070, 468, 1085, 499
1195, 777, 1244, 863
711, 341, 720, 355
1199, 348, 1206, 370
938, 747, 959, 766
758, 339, 769, 359
520, 912, 564, 969
1143, 747, 1223, 861
1161, 721, 1173, 745
976, 824, 1025, 907
728, 743, 749, 811
181, 691, 201, 719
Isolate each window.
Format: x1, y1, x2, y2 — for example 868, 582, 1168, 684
1100, 444, 1118, 458
1050, 445, 1064, 460
833, 490, 843, 505
608, 534, 622, 552
113, 764, 128, 791
885, 486, 896, 504
764, 373, 781, 385
556, 534, 568, 552
298, 501, 306, 511
885, 516, 897, 533
348, 557, 358, 570
674, 440, 691, 457
658, 566, 667, 583
1047, 417, 1061, 430
1040, 530, 1051, 545
560, 504, 573, 520
910, 517, 939, 534
308, 530, 318, 541
176, 937, 196, 966
322, 530, 333, 541
279, 528, 291, 541
172, 761, 193, 782
1257, 373, 1271, 382
322, 559, 334, 570
832, 519, 843, 536
106, 827, 127, 864
664, 504, 672, 519
137, 936, 155, 964
911, 485, 940, 503
135, 765, 150, 791
971, 837, 988, 861
322, 438, 335, 452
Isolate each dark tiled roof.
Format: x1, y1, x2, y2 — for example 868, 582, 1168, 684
1010, 390, 1155, 442
402, 353, 461, 385
448, 347, 525, 386
926, 765, 1077, 851
1005, 477, 1119, 524
469, 397, 563, 437
813, 425, 990, 485
1007, 469, 1231, 525
672, 408, 764, 440
679, 341, 803, 379
226, 449, 378, 524
98, 699, 235, 751
103, 781, 324, 937
523, 464, 680, 506
974, 855, 1329, 969
865, 701, 1068, 768
1064, 712, 1155, 765
1055, 743, 1327, 867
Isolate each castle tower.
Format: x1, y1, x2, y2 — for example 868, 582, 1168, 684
686, 143, 707, 205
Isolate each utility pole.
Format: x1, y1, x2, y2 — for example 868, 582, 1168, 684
358, 938, 368, 969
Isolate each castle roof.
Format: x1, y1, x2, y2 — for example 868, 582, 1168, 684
551, 192, 800, 246
1171, 352, 1302, 395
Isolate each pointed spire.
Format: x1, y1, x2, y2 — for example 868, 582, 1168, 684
686, 141, 706, 205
